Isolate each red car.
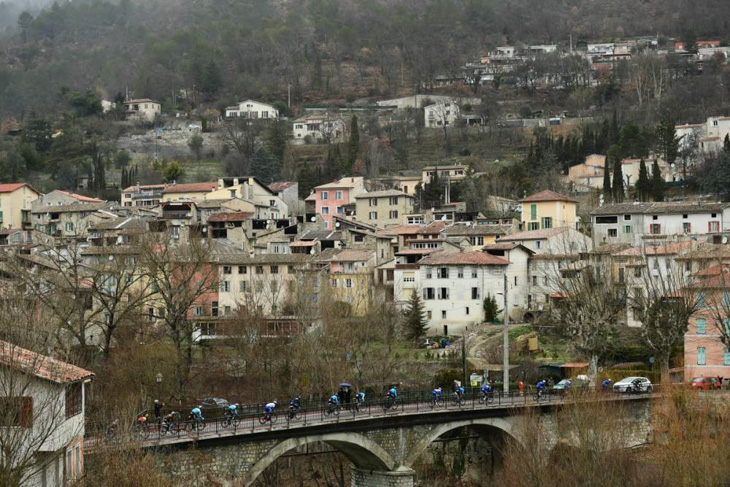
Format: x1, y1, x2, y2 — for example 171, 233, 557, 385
691, 377, 722, 390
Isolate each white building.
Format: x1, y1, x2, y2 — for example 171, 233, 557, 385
424, 101, 460, 129
123, 99, 160, 122
292, 116, 345, 143
0, 341, 93, 486
499, 226, 593, 255
590, 202, 730, 245
224, 100, 279, 120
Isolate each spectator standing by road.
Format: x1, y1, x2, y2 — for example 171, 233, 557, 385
518, 381, 524, 396
154, 399, 163, 423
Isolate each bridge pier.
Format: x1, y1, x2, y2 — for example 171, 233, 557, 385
350, 466, 415, 487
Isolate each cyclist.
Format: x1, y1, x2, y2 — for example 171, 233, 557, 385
601, 378, 612, 392
227, 403, 239, 421
327, 394, 340, 414
162, 412, 177, 433
355, 391, 365, 410
191, 406, 204, 423
457, 384, 465, 399
289, 397, 302, 418
432, 386, 443, 406
264, 400, 277, 421
481, 381, 492, 401
388, 386, 398, 401
536, 379, 547, 399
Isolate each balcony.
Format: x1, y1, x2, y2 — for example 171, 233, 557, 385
161, 212, 192, 220
132, 191, 163, 200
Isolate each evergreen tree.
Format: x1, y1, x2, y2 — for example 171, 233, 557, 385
347, 115, 360, 169
656, 119, 679, 167
609, 145, 624, 203
636, 158, 649, 201
482, 294, 500, 323
250, 147, 280, 183
651, 159, 665, 202
724, 134, 730, 153
403, 291, 428, 342
602, 155, 612, 203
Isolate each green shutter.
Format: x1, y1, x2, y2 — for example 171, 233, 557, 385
530, 204, 537, 221
697, 318, 706, 334
697, 347, 706, 366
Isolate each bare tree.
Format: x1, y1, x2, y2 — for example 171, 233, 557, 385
220, 118, 264, 171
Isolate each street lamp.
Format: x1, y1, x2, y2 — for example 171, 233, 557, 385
155, 372, 163, 399
496, 274, 509, 394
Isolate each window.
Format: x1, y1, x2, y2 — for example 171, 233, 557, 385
389, 196, 398, 205
457, 269, 464, 278
256, 266, 264, 275
634, 267, 642, 278
0, 397, 32, 427
514, 276, 518, 285
223, 265, 232, 274
321, 191, 329, 201
543, 276, 548, 285
238, 265, 247, 274
595, 216, 618, 224
465, 307, 470, 315
336, 190, 343, 200
337, 206, 344, 214
697, 347, 706, 366
725, 348, 730, 366
649, 224, 661, 234
239, 280, 248, 292
472, 287, 480, 299
270, 265, 279, 274
65, 222, 74, 232
221, 281, 230, 292
709, 221, 720, 232
369, 198, 378, 207
426, 310, 432, 319
389, 210, 398, 219
623, 225, 632, 234
535, 241, 542, 249
369, 211, 377, 220
697, 318, 706, 334
331, 278, 339, 288
423, 288, 435, 300
530, 204, 537, 220
437, 267, 449, 278
528, 222, 539, 231
532, 276, 538, 285
441, 310, 447, 319
322, 207, 330, 215
426, 270, 432, 279
469, 236, 484, 246
652, 215, 658, 220
345, 278, 353, 288
472, 269, 478, 278
65, 383, 82, 419
542, 217, 553, 229
437, 288, 449, 299
683, 222, 691, 233
697, 292, 706, 308
211, 301, 219, 316
608, 228, 618, 237
624, 215, 631, 221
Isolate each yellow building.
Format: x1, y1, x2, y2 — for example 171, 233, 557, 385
328, 249, 376, 316
519, 190, 577, 231
161, 182, 218, 202
0, 183, 39, 231
354, 190, 414, 228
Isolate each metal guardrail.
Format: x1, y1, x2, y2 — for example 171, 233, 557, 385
86, 386, 660, 449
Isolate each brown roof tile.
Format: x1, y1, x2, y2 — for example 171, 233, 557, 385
207, 212, 253, 223
520, 190, 577, 203
419, 251, 510, 266
162, 182, 217, 194
0, 341, 93, 384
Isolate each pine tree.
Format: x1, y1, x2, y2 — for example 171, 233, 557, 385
612, 153, 624, 202
482, 294, 501, 323
347, 115, 360, 169
636, 158, 649, 201
403, 291, 428, 342
602, 155, 612, 203
651, 159, 665, 202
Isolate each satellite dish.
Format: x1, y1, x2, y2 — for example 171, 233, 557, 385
201, 227, 207, 233
441, 215, 447, 221
310, 217, 316, 222
108, 255, 114, 261
310, 248, 315, 254
723, 236, 728, 245
335, 222, 340, 228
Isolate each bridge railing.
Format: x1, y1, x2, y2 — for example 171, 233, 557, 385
87, 386, 660, 447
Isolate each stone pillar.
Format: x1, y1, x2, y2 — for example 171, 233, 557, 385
350, 466, 415, 487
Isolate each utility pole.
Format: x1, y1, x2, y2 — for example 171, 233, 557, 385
462, 328, 468, 387
288, 83, 291, 109
503, 273, 509, 393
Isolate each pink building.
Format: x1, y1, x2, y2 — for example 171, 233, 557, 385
312, 177, 365, 229
684, 272, 730, 381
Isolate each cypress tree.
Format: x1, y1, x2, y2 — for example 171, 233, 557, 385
636, 158, 649, 201
612, 154, 624, 202
724, 134, 730, 153
403, 291, 428, 342
602, 155, 612, 203
347, 115, 360, 169
651, 159, 665, 202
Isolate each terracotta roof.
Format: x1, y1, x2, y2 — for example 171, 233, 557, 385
419, 221, 448, 234
331, 249, 375, 262
687, 274, 730, 289
482, 243, 533, 252
520, 190, 577, 203
122, 184, 167, 192
207, 212, 253, 223
379, 225, 423, 236
268, 181, 296, 192
443, 223, 512, 236
395, 248, 439, 256
645, 241, 693, 256
418, 251, 510, 266
291, 241, 317, 247
124, 98, 157, 104
0, 183, 36, 193
693, 264, 730, 278
502, 227, 572, 241
57, 190, 103, 203
0, 341, 93, 384
162, 182, 217, 194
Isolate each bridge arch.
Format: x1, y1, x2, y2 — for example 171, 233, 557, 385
243, 432, 396, 486
403, 417, 523, 468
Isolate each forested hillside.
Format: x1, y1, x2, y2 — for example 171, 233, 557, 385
1, 0, 730, 118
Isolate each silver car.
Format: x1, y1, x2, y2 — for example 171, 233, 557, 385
613, 376, 653, 393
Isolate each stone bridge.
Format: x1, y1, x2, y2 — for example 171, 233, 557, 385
106, 394, 653, 487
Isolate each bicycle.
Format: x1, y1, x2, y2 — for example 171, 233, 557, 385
324, 403, 340, 417
221, 411, 240, 428
451, 392, 463, 407
430, 396, 443, 409
353, 398, 364, 415
288, 406, 302, 421
382, 395, 398, 412
479, 392, 495, 405
187, 417, 206, 433
533, 389, 546, 402
135, 420, 150, 439
259, 411, 278, 425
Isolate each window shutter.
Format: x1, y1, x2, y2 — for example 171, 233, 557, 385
20, 397, 33, 428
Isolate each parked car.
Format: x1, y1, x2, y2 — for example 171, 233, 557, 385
422, 339, 438, 349
691, 377, 722, 390
613, 377, 653, 393
198, 397, 230, 418
552, 378, 589, 394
